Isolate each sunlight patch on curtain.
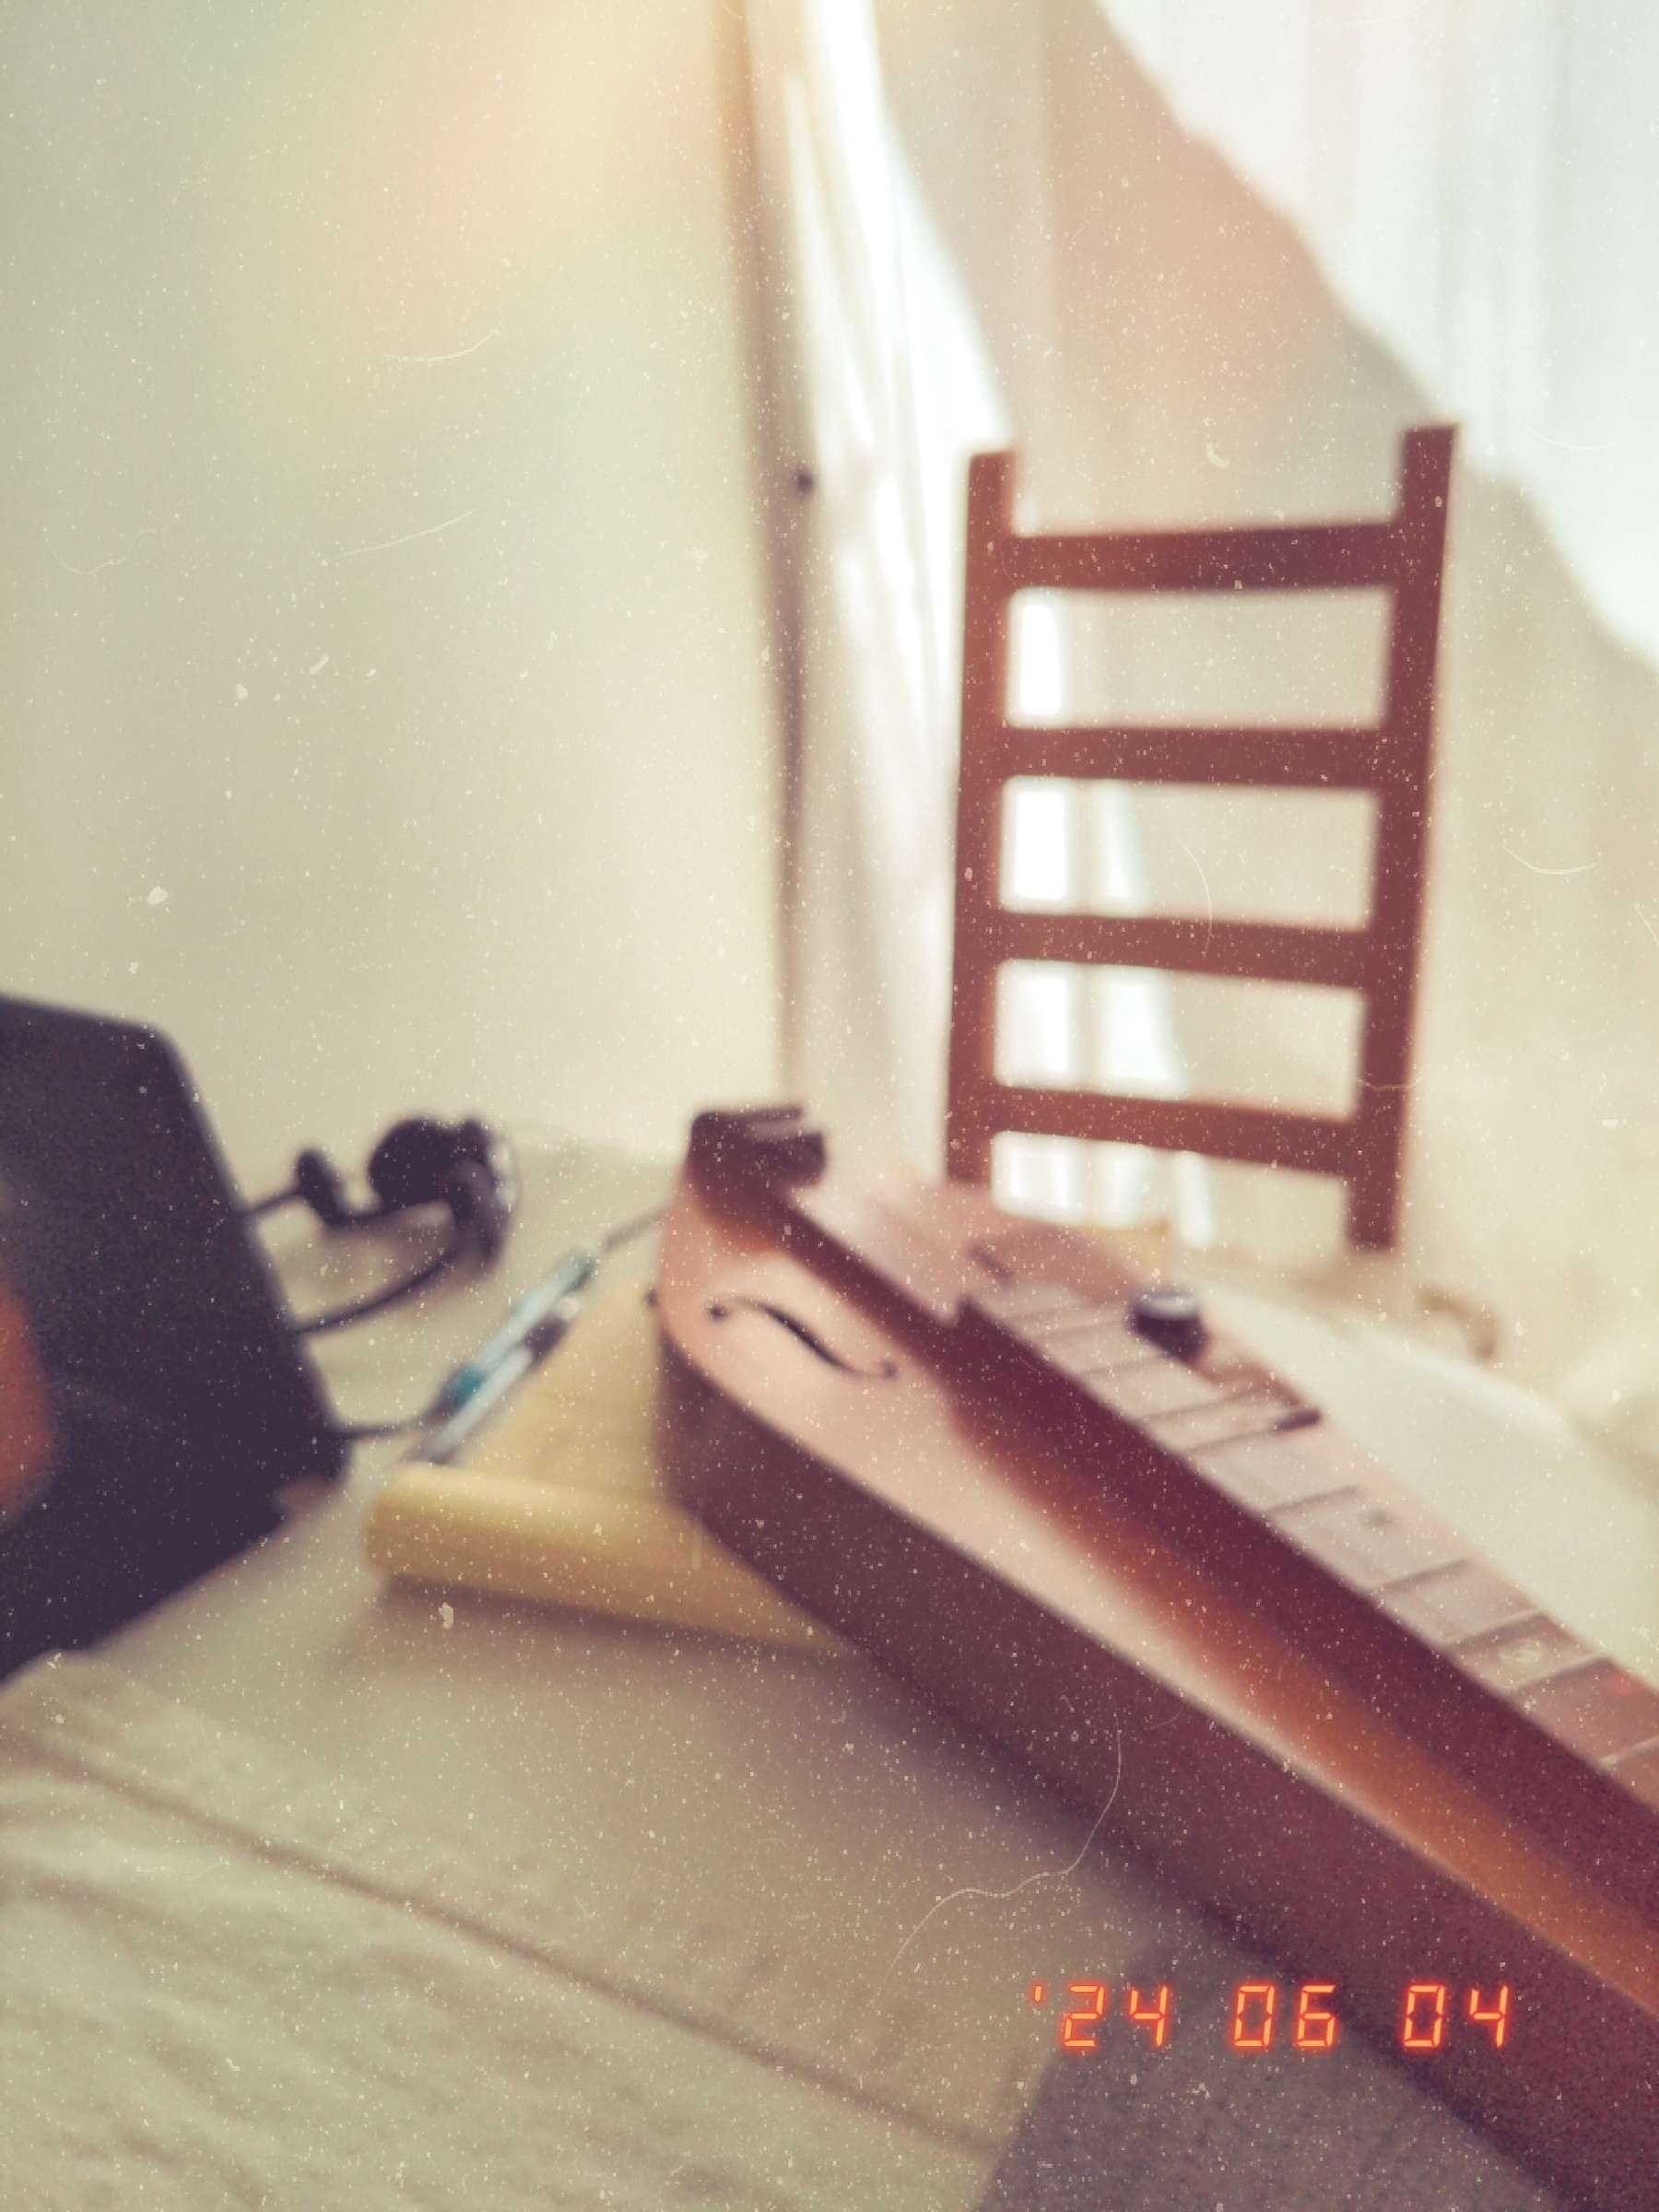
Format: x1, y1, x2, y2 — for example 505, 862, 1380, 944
771, 0, 1210, 1240
996, 607, 1213, 1241
774, 0, 1005, 1171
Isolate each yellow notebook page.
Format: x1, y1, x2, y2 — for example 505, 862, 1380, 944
364, 1281, 841, 1650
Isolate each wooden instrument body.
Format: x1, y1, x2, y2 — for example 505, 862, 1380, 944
655, 1120, 1659, 2211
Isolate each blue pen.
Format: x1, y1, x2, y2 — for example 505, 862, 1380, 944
429, 1250, 597, 1418
413, 1297, 588, 1464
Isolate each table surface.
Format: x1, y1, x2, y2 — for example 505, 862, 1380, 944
98, 1135, 1659, 2199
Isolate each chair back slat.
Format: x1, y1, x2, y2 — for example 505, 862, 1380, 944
995, 724, 1379, 788
1006, 517, 1396, 594
995, 912, 1371, 990
986, 1087, 1354, 1179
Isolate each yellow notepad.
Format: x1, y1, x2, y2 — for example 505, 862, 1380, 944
363, 1282, 841, 1650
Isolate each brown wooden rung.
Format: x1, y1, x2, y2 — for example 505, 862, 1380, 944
993, 912, 1371, 988
986, 1084, 1356, 1178
1004, 518, 1396, 594
993, 724, 1381, 789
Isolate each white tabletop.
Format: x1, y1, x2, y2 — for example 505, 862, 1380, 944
82, 1135, 1658, 2206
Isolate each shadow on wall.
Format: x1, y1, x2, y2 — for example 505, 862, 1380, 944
878, 0, 1659, 1418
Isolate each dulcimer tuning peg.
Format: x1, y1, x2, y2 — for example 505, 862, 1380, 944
688, 1107, 828, 1205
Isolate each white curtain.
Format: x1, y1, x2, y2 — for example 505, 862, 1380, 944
753, 0, 1659, 1453
1077, 0, 1659, 1440
751, 0, 1210, 1238
748, 0, 1005, 1176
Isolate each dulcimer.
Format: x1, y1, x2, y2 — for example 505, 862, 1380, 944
655, 1107, 1659, 2212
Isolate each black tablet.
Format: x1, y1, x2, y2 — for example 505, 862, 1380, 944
0, 994, 345, 1673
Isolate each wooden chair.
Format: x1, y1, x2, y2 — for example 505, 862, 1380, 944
945, 427, 1454, 1250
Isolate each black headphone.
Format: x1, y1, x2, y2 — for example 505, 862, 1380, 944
251, 1117, 517, 1334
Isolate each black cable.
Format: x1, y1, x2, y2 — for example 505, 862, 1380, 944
293, 1240, 461, 1336
243, 1185, 300, 1220
315, 1200, 665, 1441
598, 1204, 665, 1254
332, 1415, 429, 1442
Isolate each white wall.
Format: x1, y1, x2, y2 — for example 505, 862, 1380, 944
0, 0, 782, 1194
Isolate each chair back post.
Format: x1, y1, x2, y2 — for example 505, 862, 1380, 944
945, 428, 1455, 1252
947, 450, 1016, 1185
1348, 425, 1453, 1247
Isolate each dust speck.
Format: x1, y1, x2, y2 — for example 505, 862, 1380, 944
147, 886, 167, 907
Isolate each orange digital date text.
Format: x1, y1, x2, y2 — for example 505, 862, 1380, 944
1026, 1978, 1513, 2054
